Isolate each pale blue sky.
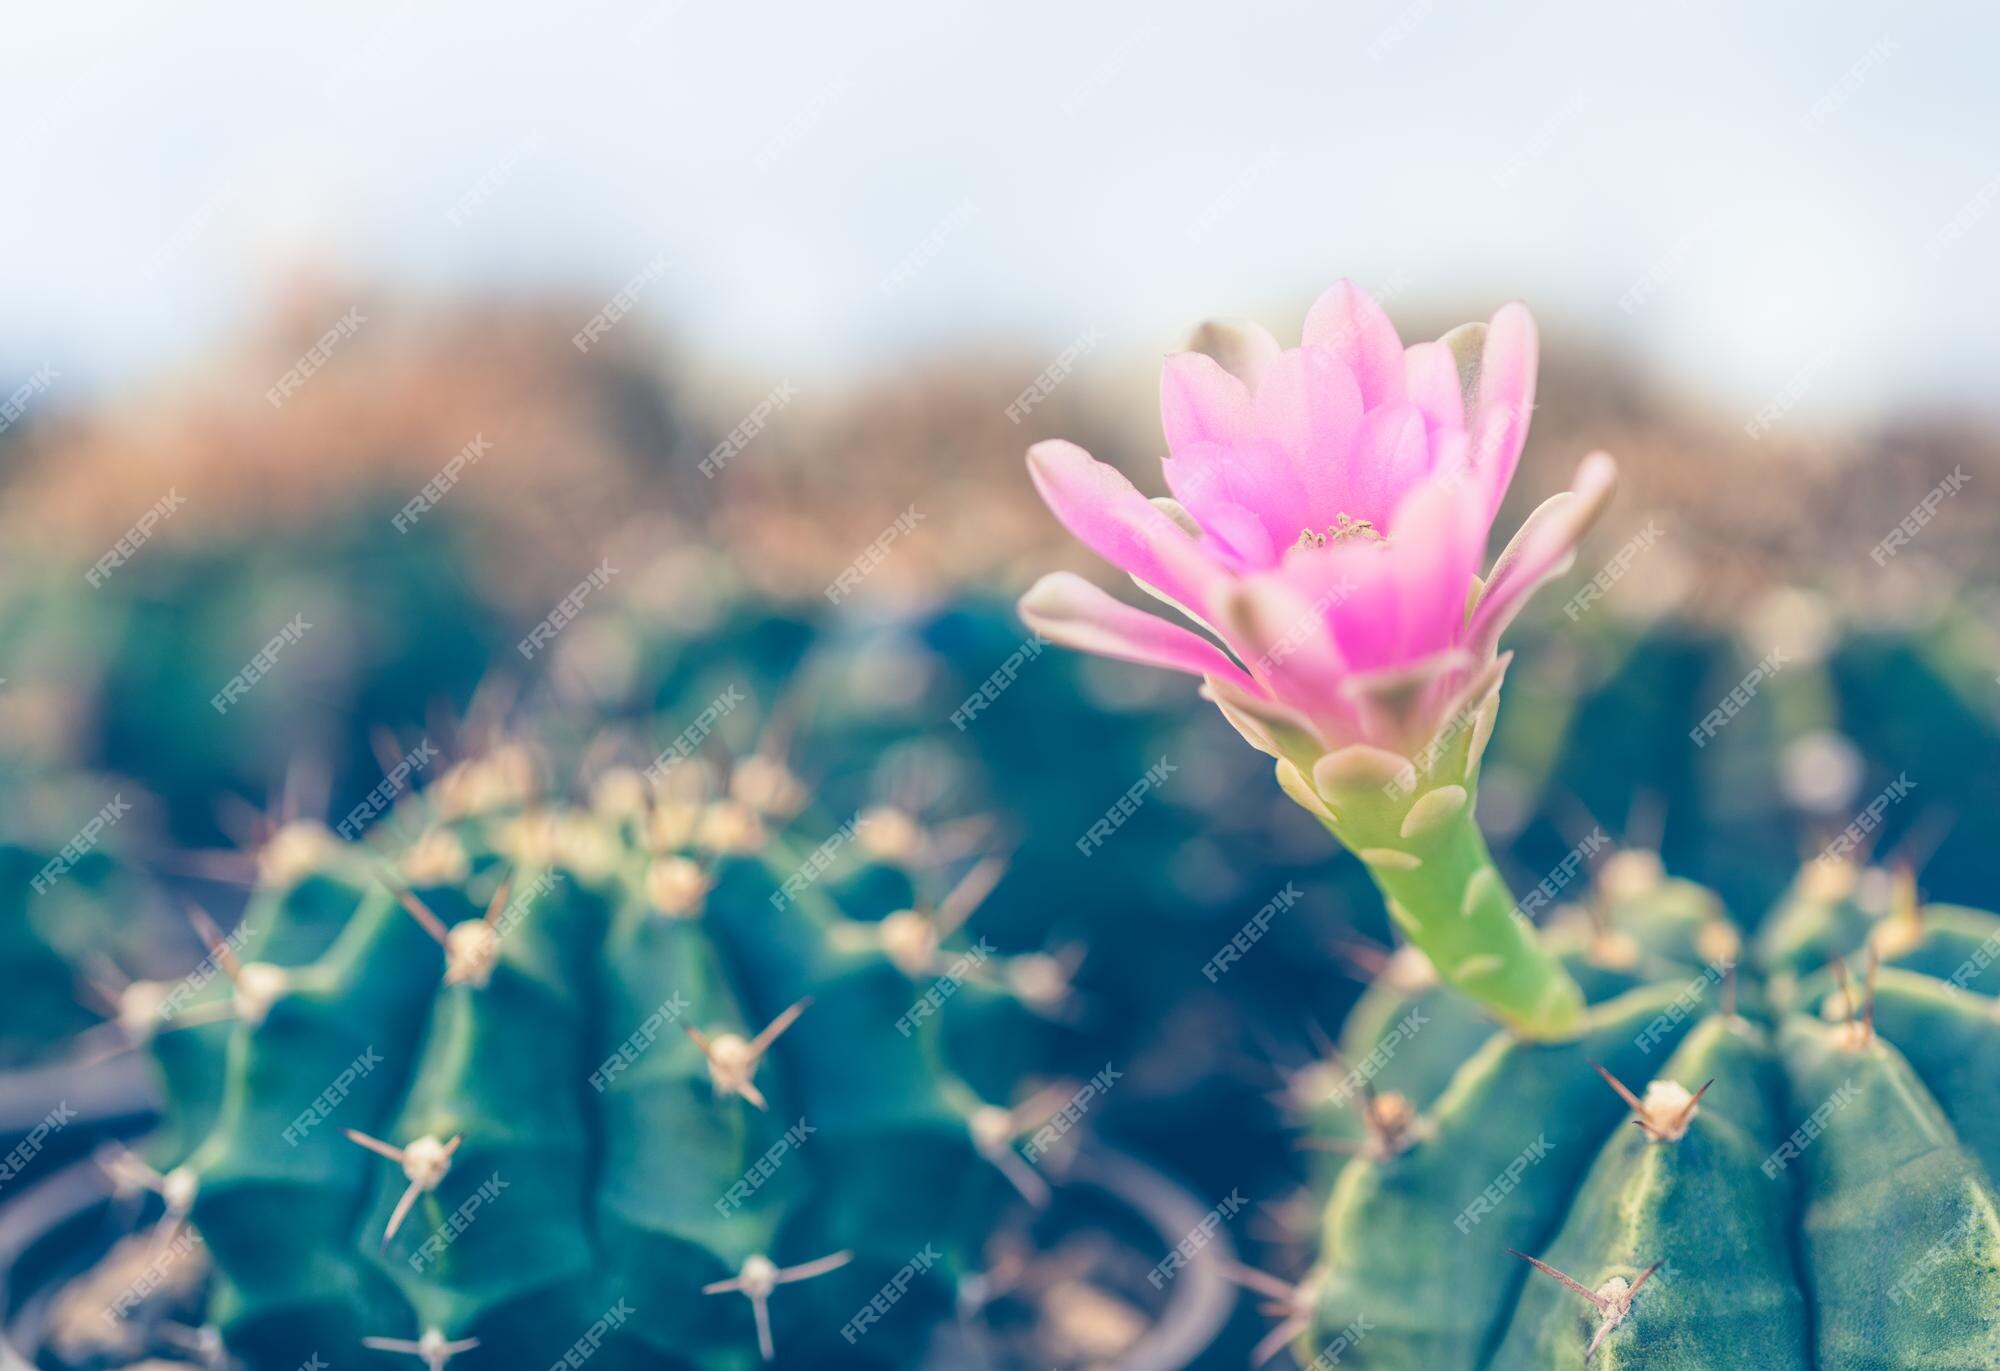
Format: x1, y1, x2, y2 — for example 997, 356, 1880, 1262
5, 2, 1996, 424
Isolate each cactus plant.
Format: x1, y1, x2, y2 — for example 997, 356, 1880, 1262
1012, 280, 2000, 1368
1278, 852, 2000, 1369
104, 735, 1076, 1371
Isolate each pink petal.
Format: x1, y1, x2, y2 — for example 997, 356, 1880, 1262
1218, 568, 1360, 739
1018, 572, 1254, 689
1301, 280, 1407, 410
1199, 500, 1278, 567
1404, 341, 1466, 433
1342, 404, 1433, 527
1160, 450, 1215, 511
1290, 473, 1485, 678
1028, 440, 1222, 609
1160, 351, 1253, 455
1312, 544, 1400, 674
1378, 476, 1487, 663
1425, 428, 1474, 505
1163, 438, 1306, 562
1466, 301, 1539, 521
1251, 346, 1364, 527
1466, 451, 1618, 659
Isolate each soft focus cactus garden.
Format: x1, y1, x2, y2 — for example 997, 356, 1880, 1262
8, 12, 2000, 1369
5, 276, 1997, 1371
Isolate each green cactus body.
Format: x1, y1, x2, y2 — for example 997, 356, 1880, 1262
139, 744, 1054, 1371
0, 776, 168, 1068
1299, 852, 2000, 1370
142, 823, 374, 1167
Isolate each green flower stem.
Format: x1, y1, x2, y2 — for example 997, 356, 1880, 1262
1285, 739, 1587, 1041
1358, 799, 1585, 1040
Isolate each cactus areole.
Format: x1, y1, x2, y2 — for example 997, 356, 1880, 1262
1020, 280, 1616, 1038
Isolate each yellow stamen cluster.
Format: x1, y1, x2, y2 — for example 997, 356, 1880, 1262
1295, 512, 1386, 550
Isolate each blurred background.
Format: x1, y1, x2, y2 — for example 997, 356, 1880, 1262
4, 4, 1999, 1366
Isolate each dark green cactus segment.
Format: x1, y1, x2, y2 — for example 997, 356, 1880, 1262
1310, 983, 1698, 1367
202, 1266, 403, 1371
1301, 972, 1495, 1183
936, 968, 1057, 1103
182, 885, 442, 1360
1779, 1016, 2000, 1368
145, 1020, 235, 1168
146, 828, 375, 1167
707, 849, 971, 1141
592, 883, 806, 1366
147, 741, 1041, 1371
190, 883, 440, 1198
1488, 1016, 1808, 1370
595, 888, 796, 1249
1754, 863, 1886, 979
363, 864, 602, 1350
1594, 870, 1730, 968
702, 844, 1013, 1286
1556, 944, 1685, 1009
1872, 905, 2000, 993
1336, 975, 1497, 1109
248, 865, 379, 963
1862, 973, 2000, 1181
817, 844, 922, 928
1303, 856, 2000, 1370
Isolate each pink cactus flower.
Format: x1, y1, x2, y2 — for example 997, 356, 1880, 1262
1019, 281, 1615, 774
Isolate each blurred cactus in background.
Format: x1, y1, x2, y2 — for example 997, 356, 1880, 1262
0, 769, 169, 1068
96, 732, 1068, 1370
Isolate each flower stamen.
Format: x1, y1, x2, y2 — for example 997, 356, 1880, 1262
1296, 513, 1386, 550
